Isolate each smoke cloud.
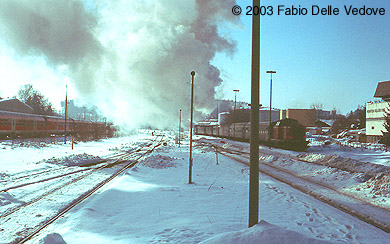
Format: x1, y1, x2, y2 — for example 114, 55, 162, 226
0, 0, 238, 129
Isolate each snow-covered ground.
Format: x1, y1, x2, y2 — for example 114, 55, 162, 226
1, 131, 390, 243
307, 135, 390, 167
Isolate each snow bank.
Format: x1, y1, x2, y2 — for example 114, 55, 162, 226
38, 221, 336, 244
38, 233, 66, 244
356, 173, 390, 198
296, 153, 390, 177
200, 220, 335, 244
140, 154, 181, 169
44, 153, 103, 167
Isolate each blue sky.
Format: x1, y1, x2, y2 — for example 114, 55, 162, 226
213, 0, 390, 113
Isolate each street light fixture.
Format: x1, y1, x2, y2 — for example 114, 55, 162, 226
266, 71, 276, 146
233, 89, 239, 137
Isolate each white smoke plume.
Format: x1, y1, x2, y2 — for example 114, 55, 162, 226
0, 0, 237, 129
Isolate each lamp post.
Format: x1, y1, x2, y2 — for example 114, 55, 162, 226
249, 0, 260, 228
266, 71, 276, 145
233, 89, 239, 137
189, 71, 195, 184
178, 109, 182, 147
64, 84, 68, 144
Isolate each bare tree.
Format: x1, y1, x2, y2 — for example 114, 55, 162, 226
331, 107, 338, 120
17, 84, 56, 115
310, 102, 323, 111
310, 102, 324, 121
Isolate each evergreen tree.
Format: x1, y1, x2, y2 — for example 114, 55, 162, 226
352, 105, 366, 129
383, 107, 390, 132
381, 107, 390, 146
330, 114, 348, 134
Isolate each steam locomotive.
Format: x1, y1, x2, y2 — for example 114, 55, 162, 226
0, 110, 114, 139
195, 118, 308, 151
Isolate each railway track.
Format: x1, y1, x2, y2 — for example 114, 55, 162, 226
0, 145, 151, 194
0, 167, 70, 184
1, 136, 165, 244
196, 140, 390, 234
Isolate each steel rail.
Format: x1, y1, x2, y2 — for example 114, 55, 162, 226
197, 140, 390, 178
0, 147, 142, 185
15, 136, 165, 243
0, 166, 70, 183
215, 147, 390, 234
0, 160, 121, 218
0, 146, 148, 193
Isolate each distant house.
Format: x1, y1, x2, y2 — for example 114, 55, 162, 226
366, 80, 390, 143
350, 129, 367, 143
196, 119, 219, 127
306, 120, 332, 135
0, 98, 36, 114
259, 108, 280, 123
316, 109, 334, 120
315, 120, 332, 128
280, 109, 316, 127
373, 80, 390, 101
61, 99, 103, 121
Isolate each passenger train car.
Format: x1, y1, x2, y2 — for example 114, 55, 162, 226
0, 110, 114, 140
195, 118, 308, 151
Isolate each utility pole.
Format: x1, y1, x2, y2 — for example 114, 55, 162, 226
249, 0, 260, 228
189, 71, 195, 184
64, 84, 68, 144
179, 109, 182, 147
233, 89, 239, 137
216, 102, 219, 119
217, 102, 220, 136
266, 71, 276, 146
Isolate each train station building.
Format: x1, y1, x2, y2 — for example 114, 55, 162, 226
366, 80, 390, 143
0, 98, 36, 114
